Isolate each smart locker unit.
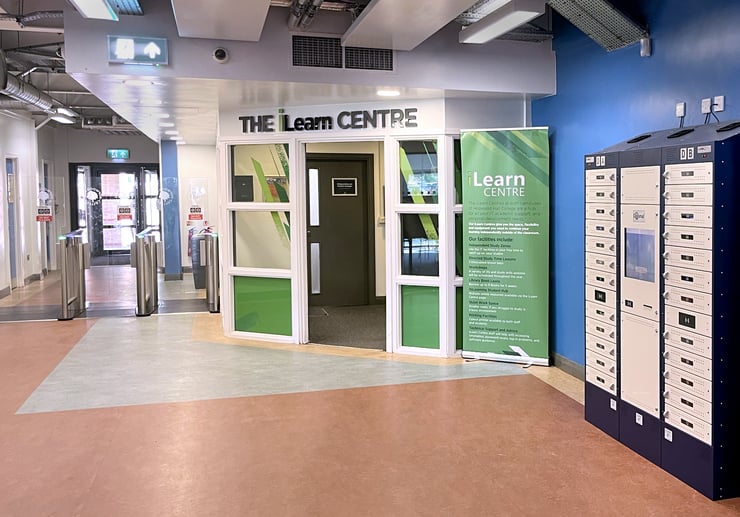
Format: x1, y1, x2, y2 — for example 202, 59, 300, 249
584, 121, 740, 500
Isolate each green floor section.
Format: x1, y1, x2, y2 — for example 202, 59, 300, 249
18, 314, 525, 414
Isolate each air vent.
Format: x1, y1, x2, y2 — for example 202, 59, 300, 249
292, 36, 342, 68
667, 128, 695, 139
717, 121, 740, 133
627, 134, 651, 144
344, 46, 393, 71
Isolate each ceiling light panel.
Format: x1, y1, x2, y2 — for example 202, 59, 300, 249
460, 0, 545, 44
68, 0, 119, 21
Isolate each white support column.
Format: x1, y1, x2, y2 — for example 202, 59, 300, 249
438, 135, 457, 357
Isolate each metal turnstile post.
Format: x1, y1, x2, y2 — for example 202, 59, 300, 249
204, 233, 220, 313
58, 232, 89, 321
132, 231, 159, 317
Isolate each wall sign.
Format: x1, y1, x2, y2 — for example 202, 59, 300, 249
188, 205, 204, 221
107, 148, 130, 160
461, 128, 550, 366
108, 35, 168, 65
117, 206, 133, 221
332, 178, 357, 196
239, 107, 418, 133
36, 206, 53, 222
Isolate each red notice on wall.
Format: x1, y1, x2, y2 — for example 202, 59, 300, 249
36, 206, 53, 222
188, 205, 203, 221
117, 206, 133, 221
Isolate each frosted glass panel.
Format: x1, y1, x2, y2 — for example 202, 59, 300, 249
233, 211, 291, 269
231, 144, 290, 203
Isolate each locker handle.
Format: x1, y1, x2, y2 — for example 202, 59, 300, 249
609, 279, 616, 286
609, 209, 615, 216
662, 211, 670, 220
662, 191, 670, 199
662, 231, 670, 239
663, 410, 670, 418
663, 390, 670, 398
662, 272, 669, 280
663, 331, 670, 339
663, 371, 670, 379
610, 174, 616, 182
663, 351, 669, 359
663, 292, 670, 300
662, 251, 670, 259
608, 332, 616, 339
662, 170, 670, 178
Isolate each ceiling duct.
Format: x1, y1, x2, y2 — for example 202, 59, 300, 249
287, 0, 324, 30
547, 0, 647, 51
0, 51, 54, 111
0, 50, 79, 122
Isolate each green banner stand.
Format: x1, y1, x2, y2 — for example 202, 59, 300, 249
461, 128, 550, 366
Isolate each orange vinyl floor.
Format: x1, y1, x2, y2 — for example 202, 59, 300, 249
1, 273, 740, 516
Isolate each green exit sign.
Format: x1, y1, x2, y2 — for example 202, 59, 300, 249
107, 148, 130, 160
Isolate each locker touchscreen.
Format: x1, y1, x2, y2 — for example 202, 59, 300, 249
624, 228, 655, 282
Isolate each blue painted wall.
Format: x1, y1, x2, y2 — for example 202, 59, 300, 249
532, 0, 740, 365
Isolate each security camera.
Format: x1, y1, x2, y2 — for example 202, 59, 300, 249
213, 47, 229, 63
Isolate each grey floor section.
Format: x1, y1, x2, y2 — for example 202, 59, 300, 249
309, 304, 385, 350
18, 314, 526, 414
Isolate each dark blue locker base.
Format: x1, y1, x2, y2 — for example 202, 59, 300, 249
584, 382, 619, 439
661, 425, 737, 500
619, 400, 661, 466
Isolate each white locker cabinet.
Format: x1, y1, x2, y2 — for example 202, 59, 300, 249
663, 266, 713, 293
662, 225, 713, 250
584, 151, 621, 441
586, 269, 617, 291
585, 122, 740, 500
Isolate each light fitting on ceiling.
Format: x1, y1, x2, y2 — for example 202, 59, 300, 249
123, 79, 155, 86
68, 0, 119, 21
55, 107, 78, 117
459, 0, 545, 44
158, 122, 175, 127
164, 129, 179, 135
50, 113, 76, 124
377, 89, 400, 97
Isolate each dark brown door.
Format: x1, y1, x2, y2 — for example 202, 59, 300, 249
306, 158, 370, 306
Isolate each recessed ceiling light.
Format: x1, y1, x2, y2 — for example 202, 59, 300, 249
176, 140, 186, 145
377, 89, 400, 97
164, 129, 179, 135
123, 79, 155, 87
158, 122, 175, 128
169, 135, 183, 140
156, 113, 171, 119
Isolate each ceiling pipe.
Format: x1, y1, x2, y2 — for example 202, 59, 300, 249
287, 0, 310, 28
299, 0, 324, 29
0, 50, 79, 119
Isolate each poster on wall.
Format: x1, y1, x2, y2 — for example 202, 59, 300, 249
461, 128, 550, 366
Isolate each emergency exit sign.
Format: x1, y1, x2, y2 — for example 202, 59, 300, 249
107, 148, 130, 160
108, 35, 168, 65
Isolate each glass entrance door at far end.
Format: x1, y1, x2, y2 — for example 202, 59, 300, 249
73, 165, 160, 266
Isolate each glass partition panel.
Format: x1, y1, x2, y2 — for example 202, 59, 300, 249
233, 211, 291, 269
231, 144, 290, 203
400, 140, 438, 204
401, 285, 439, 349
454, 138, 462, 204
234, 276, 292, 335
401, 214, 439, 276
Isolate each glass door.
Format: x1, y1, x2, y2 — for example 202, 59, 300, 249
73, 164, 160, 266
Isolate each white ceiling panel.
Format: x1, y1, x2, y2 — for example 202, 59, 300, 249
170, 0, 271, 41
341, 0, 478, 51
